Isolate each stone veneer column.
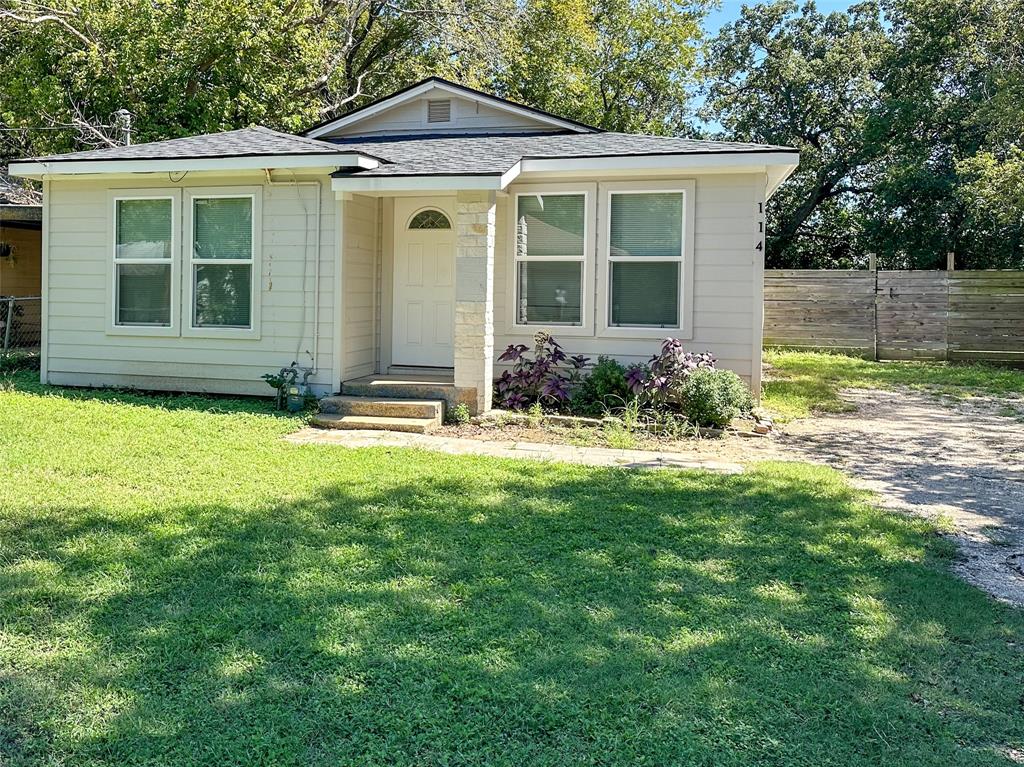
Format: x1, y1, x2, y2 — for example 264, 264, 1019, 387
454, 190, 496, 414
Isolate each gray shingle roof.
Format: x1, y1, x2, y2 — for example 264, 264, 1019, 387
27, 127, 358, 163
0, 171, 41, 205
19, 125, 795, 174
329, 131, 797, 177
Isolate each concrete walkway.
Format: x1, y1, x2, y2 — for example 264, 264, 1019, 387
285, 427, 744, 473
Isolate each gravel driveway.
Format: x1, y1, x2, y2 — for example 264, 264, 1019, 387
774, 388, 1024, 606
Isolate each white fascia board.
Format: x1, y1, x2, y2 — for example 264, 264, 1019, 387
500, 161, 522, 189
8, 153, 377, 179
331, 174, 507, 193
518, 151, 799, 175
766, 160, 800, 199
307, 81, 590, 139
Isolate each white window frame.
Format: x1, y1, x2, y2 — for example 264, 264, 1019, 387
506, 182, 596, 337
106, 189, 181, 337
183, 186, 262, 339
597, 179, 695, 340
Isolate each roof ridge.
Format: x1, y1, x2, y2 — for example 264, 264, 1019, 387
250, 125, 345, 151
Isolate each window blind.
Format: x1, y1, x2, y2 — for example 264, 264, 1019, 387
117, 264, 171, 325
193, 198, 252, 260
116, 199, 172, 260
610, 262, 679, 327
194, 264, 252, 328
518, 261, 583, 325
609, 192, 683, 258
517, 194, 585, 257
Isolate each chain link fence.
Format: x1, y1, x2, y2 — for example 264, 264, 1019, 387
1, 295, 41, 371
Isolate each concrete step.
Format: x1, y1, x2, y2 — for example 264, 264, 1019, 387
343, 375, 458, 406
311, 413, 440, 434
319, 395, 443, 420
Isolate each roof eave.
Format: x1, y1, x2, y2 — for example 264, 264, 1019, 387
331, 165, 520, 194
8, 152, 379, 179
517, 150, 799, 175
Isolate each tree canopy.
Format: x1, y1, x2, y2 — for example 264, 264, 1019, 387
703, 0, 1024, 269
1, 0, 1022, 269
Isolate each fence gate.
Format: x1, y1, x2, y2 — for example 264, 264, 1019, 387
874, 271, 949, 360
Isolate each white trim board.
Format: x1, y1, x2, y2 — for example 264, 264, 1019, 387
330, 154, 798, 197
331, 174, 513, 194
9, 153, 377, 179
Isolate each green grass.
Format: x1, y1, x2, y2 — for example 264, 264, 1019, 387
762, 349, 1024, 420
1, 372, 1022, 766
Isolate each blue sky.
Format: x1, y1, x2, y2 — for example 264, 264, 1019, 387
703, 0, 858, 35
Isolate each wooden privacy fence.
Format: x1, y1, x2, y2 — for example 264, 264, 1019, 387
763, 266, 1024, 363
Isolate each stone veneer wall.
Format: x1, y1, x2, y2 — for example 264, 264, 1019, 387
453, 190, 496, 413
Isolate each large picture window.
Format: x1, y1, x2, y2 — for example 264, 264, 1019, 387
514, 192, 586, 326
113, 197, 174, 327
607, 191, 684, 328
190, 195, 254, 329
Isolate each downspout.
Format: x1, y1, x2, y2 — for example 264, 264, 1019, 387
264, 169, 322, 374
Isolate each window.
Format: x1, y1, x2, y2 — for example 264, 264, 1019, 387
514, 192, 586, 326
113, 196, 174, 327
409, 209, 451, 229
607, 191, 684, 328
189, 195, 254, 330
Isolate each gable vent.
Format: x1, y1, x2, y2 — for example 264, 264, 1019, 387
427, 99, 451, 123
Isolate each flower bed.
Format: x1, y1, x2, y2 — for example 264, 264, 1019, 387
492, 332, 756, 434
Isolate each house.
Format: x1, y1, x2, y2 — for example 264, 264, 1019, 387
0, 173, 43, 350
9, 78, 798, 426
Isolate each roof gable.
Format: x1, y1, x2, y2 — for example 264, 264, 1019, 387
304, 78, 599, 139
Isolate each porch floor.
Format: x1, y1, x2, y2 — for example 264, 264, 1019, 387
344, 372, 455, 387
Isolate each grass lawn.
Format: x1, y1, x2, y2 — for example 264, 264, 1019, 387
762, 349, 1024, 420
1, 372, 1022, 766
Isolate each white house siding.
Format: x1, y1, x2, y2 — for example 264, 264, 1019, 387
341, 193, 379, 379
326, 90, 560, 138
44, 172, 337, 396
493, 173, 765, 387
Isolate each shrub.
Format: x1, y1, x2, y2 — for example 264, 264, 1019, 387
494, 332, 588, 411
627, 338, 716, 409
0, 350, 40, 374
570, 356, 634, 416
446, 402, 471, 425
679, 368, 753, 427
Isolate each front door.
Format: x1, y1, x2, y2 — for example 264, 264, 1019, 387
392, 198, 456, 367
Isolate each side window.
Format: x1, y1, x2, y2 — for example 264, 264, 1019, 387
113, 197, 174, 327
514, 193, 586, 326
607, 191, 684, 328
190, 196, 254, 329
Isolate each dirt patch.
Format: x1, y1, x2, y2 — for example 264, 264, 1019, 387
773, 388, 1024, 607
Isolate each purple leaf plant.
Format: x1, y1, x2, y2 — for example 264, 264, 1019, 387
494, 332, 589, 411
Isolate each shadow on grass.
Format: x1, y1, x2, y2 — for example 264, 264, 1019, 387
2, 463, 1022, 766
0, 369, 293, 419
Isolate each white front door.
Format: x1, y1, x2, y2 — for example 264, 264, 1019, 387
392, 198, 456, 367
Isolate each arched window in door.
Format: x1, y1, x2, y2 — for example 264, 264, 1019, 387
408, 209, 451, 230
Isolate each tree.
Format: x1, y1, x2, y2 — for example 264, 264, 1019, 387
702, 0, 890, 268
866, 0, 1021, 269
0, 0, 514, 161
703, 0, 1024, 269
494, 0, 710, 134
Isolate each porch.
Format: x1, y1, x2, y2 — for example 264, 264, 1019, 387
311, 372, 458, 434
334, 189, 498, 415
